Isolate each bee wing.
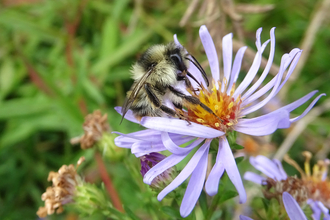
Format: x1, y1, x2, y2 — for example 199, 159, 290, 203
120, 67, 155, 123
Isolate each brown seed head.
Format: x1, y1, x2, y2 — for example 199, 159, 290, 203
36, 157, 84, 218
263, 176, 309, 205
70, 110, 110, 149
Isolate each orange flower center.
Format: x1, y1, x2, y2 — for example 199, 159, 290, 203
185, 80, 242, 132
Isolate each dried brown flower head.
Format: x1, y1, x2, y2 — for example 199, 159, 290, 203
71, 110, 110, 149
263, 176, 309, 204
281, 152, 330, 207
37, 157, 85, 218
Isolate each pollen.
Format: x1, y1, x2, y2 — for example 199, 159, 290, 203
186, 79, 242, 133
196, 118, 205, 123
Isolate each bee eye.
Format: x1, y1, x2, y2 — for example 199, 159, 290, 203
170, 54, 182, 65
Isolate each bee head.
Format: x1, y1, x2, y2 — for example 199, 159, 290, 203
165, 42, 189, 79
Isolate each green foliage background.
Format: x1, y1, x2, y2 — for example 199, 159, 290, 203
0, 0, 329, 219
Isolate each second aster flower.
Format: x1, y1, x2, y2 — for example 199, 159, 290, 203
115, 25, 324, 217
244, 153, 330, 219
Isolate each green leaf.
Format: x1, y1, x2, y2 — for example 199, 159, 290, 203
0, 10, 64, 42
82, 79, 105, 104
100, 17, 119, 58
36, 66, 84, 124
161, 206, 181, 219
0, 58, 15, 98
210, 210, 223, 220
124, 205, 141, 220
218, 190, 239, 204
210, 138, 219, 152
112, 0, 131, 20
0, 98, 51, 119
231, 143, 244, 150
92, 29, 153, 76
227, 131, 238, 145
235, 156, 245, 164
89, 1, 113, 14
0, 122, 35, 148
262, 197, 270, 212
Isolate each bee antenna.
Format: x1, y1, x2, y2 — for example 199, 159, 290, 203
119, 115, 125, 124
185, 55, 209, 87
187, 71, 202, 88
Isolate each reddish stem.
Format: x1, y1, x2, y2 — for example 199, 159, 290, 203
94, 152, 124, 212
23, 58, 54, 96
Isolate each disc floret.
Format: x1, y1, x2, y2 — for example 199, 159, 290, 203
186, 80, 242, 132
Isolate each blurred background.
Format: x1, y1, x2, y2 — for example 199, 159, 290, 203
0, 0, 329, 219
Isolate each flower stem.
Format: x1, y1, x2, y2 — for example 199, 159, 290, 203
205, 193, 221, 220
95, 152, 124, 213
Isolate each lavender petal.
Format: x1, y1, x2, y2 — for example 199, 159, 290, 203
242, 48, 301, 111
199, 25, 220, 84
250, 156, 286, 181
114, 137, 135, 148
205, 140, 225, 196
227, 46, 247, 94
307, 199, 322, 220
114, 106, 139, 123
222, 33, 233, 91
157, 140, 211, 201
248, 156, 285, 181
131, 141, 167, 156
282, 192, 307, 220
113, 131, 161, 142
279, 90, 318, 113
290, 93, 326, 123
241, 27, 276, 100
180, 146, 209, 217
255, 28, 263, 48
241, 49, 298, 115
239, 215, 254, 220
141, 117, 224, 138
272, 159, 288, 180
173, 34, 182, 47
275, 50, 302, 93
235, 110, 290, 136
243, 172, 266, 185
143, 153, 189, 185
219, 138, 246, 203
233, 30, 269, 99
161, 132, 203, 155
316, 201, 330, 216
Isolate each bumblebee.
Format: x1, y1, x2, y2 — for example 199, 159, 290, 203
121, 42, 216, 123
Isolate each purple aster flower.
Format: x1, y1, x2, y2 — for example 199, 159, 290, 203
244, 154, 330, 219
115, 25, 325, 217
240, 192, 308, 220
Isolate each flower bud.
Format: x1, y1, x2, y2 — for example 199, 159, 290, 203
140, 153, 177, 192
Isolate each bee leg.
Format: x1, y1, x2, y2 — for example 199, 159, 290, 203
184, 77, 199, 95
145, 83, 189, 123
173, 102, 183, 110
144, 83, 162, 107
168, 86, 223, 123
160, 105, 191, 125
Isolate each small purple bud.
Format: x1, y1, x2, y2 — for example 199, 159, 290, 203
140, 153, 176, 191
